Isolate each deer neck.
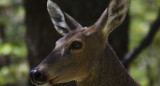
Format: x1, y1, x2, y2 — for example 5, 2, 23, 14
77, 44, 138, 86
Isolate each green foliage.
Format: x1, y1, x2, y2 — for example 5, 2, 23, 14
0, 43, 27, 57
0, 0, 28, 85
0, 0, 12, 7
129, 0, 160, 86
155, 0, 160, 7
0, 63, 29, 86
0, 0, 159, 86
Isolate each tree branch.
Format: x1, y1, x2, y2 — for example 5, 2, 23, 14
122, 9, 160, 68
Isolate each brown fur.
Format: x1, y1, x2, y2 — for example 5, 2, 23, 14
77, 44, 139, 86
35, 26, 140, 86
31, 0, 140, 86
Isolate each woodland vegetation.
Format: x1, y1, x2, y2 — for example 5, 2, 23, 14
0, 0, 160, 86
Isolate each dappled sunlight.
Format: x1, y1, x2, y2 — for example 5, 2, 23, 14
0, 62, 29, 86
0, 0, 160, 86
128, 0, 160, 86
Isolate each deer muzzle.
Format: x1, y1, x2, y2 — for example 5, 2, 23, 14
30, 69, 47, 84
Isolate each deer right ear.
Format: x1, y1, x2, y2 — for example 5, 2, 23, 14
47, 0, 82, 36
95, 0, 128, 37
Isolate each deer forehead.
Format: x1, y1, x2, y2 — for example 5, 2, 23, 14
55, 27, 102, 48
55, 29, 84, 46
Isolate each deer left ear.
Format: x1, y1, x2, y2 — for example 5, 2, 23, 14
47, 0, 82, 36
95, 0, 129, 37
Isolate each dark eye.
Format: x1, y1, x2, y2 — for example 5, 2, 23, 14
70, 41, 83, 50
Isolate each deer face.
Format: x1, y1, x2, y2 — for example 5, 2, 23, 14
30, 26, 106, 85
30, 0, 128, 85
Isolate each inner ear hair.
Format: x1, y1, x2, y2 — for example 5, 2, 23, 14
47, 0, 82, 36
95, 0, 129, 37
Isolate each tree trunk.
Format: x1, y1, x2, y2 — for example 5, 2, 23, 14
0, 24, 6, 42
0, 8, 6, 43
110, 14, 129, 60
24, 0, 60, 86
24, 0, 128, 86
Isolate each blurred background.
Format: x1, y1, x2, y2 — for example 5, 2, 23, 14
0, 0, 159, 86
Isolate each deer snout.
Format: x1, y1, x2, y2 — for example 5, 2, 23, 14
30, 69, 47, 84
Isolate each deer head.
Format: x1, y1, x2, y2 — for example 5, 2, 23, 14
30, 0, 128, 85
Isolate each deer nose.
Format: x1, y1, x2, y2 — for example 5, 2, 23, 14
30, 70, 47, 84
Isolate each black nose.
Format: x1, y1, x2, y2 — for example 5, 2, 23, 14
30, 70, 47, 84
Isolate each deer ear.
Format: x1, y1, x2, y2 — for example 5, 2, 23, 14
95, 0, 128, 37
47, 0, 82, 36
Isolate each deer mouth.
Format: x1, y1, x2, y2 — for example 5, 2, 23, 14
48, 76, 59, 85
34, 76, 58, 86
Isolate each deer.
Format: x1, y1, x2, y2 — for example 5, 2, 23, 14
29, 0, 140, 86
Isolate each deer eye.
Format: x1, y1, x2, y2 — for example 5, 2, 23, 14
70, 41, 83, 50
